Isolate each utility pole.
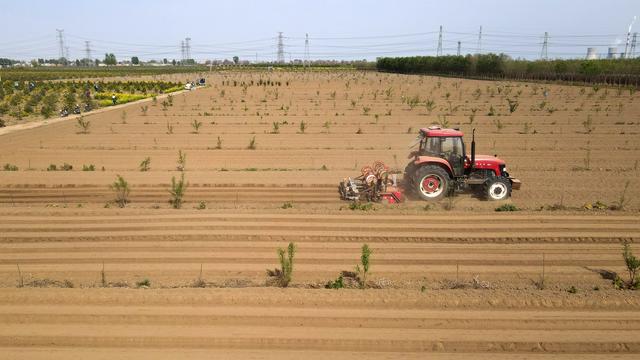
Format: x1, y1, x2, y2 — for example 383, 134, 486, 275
65, 46, 70, 61
304, 33, 310, 67
631, 32, 638, 58
185, 37, 191, 62
85, 41, 92, 63
277, 32, 285, 63
457, 41, 461, 56
540, 32, 549, 60
436, 25, 443, 56
476, 26, 483, 54
56, 29, 65, 60
623, 16, 637, 58
180, 41, 185, 63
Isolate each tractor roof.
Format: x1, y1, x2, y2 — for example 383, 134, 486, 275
420, 126, 464, 137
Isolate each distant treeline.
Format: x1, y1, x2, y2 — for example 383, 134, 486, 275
377, 54, 640, 87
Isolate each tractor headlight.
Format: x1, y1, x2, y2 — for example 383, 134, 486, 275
503, 167, 507, 172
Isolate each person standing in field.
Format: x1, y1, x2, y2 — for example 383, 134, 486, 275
112, 94, 117, 105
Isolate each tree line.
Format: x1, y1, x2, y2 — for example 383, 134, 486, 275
377, 54, 640, 86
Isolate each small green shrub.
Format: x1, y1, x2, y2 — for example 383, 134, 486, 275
169, 173, 188, 209
136, 278, 151, 288
191, 119, 202, 134
356, 244, 372, 289
349, 202, 375, 211
82, 164, 95, 171
197, 201, 207, 210
567, 286, 578, 294
325, 275, 344, 289
622, 242, 640, 289
139, 157, 151, 171
495, 204, 519, 212
281, 201, 293, 209
176, 150, 186, 171
3, 163, 18, 171
267, 242, 296, 287
247, 136, 257, 150
110, 174, 130, 208
76, 116, 91, 134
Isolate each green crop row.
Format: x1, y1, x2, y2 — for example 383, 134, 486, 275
0, 66, 209, 81
0, 79, 182, 120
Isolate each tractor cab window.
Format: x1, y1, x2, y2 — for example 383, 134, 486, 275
421, 136, 464, 158
441, 137, 463, 157
422, 137, 441, 156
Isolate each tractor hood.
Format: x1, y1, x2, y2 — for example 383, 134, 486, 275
473, 155, 505, 167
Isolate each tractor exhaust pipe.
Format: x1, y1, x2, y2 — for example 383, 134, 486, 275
471, 128, 476, 169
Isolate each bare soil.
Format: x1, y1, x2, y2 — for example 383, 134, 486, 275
0, 70, 639, 358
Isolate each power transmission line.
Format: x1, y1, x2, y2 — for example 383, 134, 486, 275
56, 29, 65, 60
436, 26, 443, 56
84, 41, 92, 61
185, 37, 191, 60
540, 32, 549, 60
304, 33, 310, 67
277, 32, 285, 63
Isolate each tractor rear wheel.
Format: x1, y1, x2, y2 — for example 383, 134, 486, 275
414, 165, 450, 201
484, 177, 512, 201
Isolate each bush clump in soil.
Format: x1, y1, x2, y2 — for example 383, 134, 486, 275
110, 174, 130, 208
266, 242, 296, 287
495, 204, 519, 212
169, 173, 187, 209
615, 242, 640, 290
348, 202, 375, 211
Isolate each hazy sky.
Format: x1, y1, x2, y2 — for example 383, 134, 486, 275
1, 0, 638, 61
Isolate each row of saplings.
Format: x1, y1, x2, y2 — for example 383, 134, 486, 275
267, 242, 372, 289
266, 242, 640, 290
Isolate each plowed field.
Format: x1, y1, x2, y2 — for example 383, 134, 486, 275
0, 70, 638, 358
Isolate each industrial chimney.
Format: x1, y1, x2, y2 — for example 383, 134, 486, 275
585, 48, 598, 60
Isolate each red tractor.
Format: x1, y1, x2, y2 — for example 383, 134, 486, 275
404, 126, 521, 201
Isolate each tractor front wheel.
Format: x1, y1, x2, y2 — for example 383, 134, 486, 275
484, 177, 512, 201
414, 165, 450, 201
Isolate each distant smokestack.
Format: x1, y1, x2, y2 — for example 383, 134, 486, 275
586, 48, 598, 60
608, 47, 618, 59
